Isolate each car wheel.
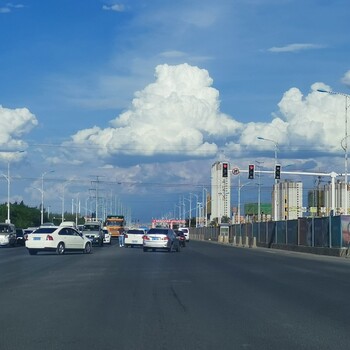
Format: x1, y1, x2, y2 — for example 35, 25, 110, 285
28, 249, 37, 255
84, 242, 92, 254
56, 242, 65, 255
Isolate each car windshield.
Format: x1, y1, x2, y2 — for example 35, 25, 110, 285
106, 221, 123, 226
0, 225, 11, 233
84, 225, 100, 231
32, 228, 57, 234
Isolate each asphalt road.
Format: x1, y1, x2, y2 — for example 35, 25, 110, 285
1, 240, 350, 350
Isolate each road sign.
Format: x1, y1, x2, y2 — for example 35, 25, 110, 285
232, 167, 240, 175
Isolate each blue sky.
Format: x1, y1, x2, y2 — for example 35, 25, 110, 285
0, 0, 350, 223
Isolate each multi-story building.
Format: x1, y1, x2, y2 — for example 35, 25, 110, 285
324, 181, 350, 215
210, 161, 231, 223
272, 180, 303, 220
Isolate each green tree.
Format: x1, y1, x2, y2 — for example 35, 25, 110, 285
0, 202, 41, 228
221, 215, 230, 224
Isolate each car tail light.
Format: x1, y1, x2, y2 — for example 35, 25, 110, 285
124, 234, 128, 238
162, 236, 169, 241
46, 235, 54, 241
143, 235, 150, 240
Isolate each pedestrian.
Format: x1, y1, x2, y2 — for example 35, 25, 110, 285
119, 231, 124, 247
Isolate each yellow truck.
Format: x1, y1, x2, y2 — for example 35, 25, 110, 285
104, 215, 125, 238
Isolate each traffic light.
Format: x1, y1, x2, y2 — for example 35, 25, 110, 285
248, 164, 255, 179
222, 162, 228, 177
275, 164, 281, 179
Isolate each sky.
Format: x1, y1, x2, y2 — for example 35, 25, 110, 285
0, 0, 350, 224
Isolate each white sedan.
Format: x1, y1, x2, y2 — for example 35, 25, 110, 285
25, 226, 92, 255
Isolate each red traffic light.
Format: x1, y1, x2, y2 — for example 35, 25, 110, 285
248, 164, 255, 179
222, 162, 228, 177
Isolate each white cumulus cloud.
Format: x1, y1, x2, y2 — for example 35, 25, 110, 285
238, 82, 346, 155
341, 71, 350, 87
0, 105, 38, 157
66, 63, 243, 158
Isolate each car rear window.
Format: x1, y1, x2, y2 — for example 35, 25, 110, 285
32, 228, 57, 234
148, 229, 168, 235
127, 230, 144, 235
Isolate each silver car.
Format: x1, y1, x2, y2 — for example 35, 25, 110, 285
0, 223, 17, 247
143, 228, 180, 252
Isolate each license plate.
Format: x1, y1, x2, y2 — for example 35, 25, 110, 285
132, 240, 138, 243
152, 237, 159, 240
34, 237, 41, 241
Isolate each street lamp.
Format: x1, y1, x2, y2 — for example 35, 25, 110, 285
202, 187, 208, 227
257, 136, 279, 220
1, 162, 10, 223
317, 89, 350, 214
237, 174, 250, 223
190, 193, 199, 227
41, 170, 54, 225
1, 150, 25, 223
61, 181, 71, 222
184, 196, 192, 228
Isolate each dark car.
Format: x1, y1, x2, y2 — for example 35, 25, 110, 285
16, 228, 25, 246
175, 230, 186, 247
23, 227, 39, 241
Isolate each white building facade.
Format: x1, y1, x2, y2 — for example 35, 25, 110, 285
273, 181, 303, 220
210, 161, 231, 223
324, 181, 350, 215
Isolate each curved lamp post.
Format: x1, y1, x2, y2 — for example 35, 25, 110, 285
257, 136, 279, 220
41, 170, 54, 225
1, 150, 25, 223
318, 89, 350, 214
1, 163, 10, 223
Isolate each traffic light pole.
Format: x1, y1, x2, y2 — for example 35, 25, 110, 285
240, 168, 338, 217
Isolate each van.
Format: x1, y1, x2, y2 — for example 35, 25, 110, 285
0, 223, 17, 247
59, 221, 77, 228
